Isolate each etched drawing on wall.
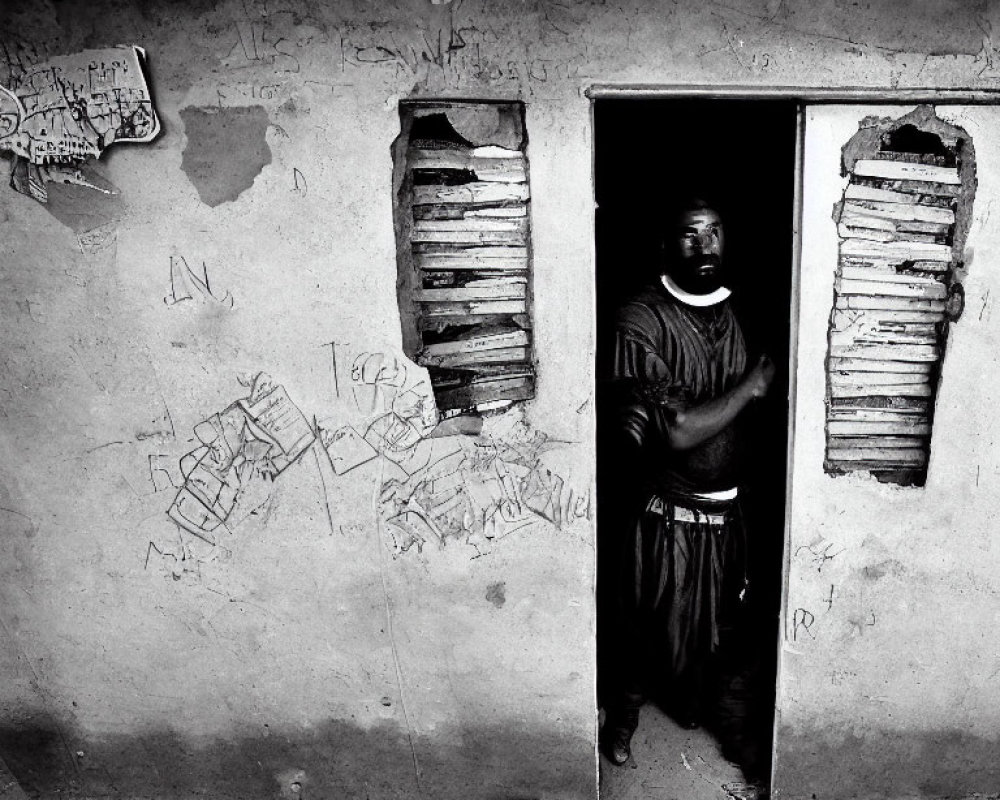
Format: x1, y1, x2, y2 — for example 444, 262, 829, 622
151, 347, 590, 581
378, 410, 591, 557
825, 106, 975, 486
167, 373, 315, 543
0, 44, 159, 202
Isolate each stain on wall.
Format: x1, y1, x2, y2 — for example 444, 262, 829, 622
0, 719, 593, 799
485, 581, 506, 608
42, 174, 123, 235
180, 105, 272, 206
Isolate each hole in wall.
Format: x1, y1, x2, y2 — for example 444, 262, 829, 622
392, 101, 535, 417
825, 105, 977, 487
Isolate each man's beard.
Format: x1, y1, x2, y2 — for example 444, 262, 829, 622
670, 253, 727, 294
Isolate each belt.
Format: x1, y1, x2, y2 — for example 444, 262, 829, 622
646, 495, 729, 526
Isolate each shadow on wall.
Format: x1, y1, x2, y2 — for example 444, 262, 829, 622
774, 723, 1000, 799
1, 717, 592, 800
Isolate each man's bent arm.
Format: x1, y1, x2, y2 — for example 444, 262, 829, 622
660, 355, 774, 452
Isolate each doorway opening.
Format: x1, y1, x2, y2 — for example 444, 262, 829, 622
594, 98, 797, 796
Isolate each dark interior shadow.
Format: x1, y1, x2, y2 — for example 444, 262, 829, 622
594, 98, 797, 785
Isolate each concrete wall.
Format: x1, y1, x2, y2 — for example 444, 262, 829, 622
1, 1, 999, 798
775, 104, 1000, 799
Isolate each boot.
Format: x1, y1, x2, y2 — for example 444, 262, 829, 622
601, 708, 639, 766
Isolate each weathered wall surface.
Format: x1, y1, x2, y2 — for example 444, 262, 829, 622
776, 104, 1000, 800
2, 1, 1000, 798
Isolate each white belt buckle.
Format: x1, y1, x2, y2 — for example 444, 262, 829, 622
674, 506, 698, 523
647, 497, 727, 526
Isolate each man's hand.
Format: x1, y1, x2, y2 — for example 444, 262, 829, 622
746, 354, 775, 400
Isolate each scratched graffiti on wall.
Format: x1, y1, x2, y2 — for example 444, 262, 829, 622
378, 412, 591, 557
325, 346, 591, 557
164, 255, 234, 308
166, 372, 315, 542
148, 347, 589, 581
0, 45, 159, 202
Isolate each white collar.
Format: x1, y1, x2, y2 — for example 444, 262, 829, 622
660, 273, 731, 307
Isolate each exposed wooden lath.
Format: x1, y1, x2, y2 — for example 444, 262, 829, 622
824, 107, 975, 486
396, 102, 535, 413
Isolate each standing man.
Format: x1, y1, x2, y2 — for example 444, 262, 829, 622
601, 198, 774, 766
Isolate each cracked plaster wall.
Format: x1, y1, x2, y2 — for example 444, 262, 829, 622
3, 1, 1000, 798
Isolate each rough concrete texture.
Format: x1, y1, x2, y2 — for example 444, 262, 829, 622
0, 755, 28, 800
776, 105, 1000, 799
598, 706, 747, 800
2, 2, 1000, 799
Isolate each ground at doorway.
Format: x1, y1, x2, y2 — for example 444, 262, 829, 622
599, 703, 758, 800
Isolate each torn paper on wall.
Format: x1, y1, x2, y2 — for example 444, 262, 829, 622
0, 45, 160, 202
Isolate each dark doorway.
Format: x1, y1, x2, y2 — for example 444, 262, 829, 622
594, 99, 797, 792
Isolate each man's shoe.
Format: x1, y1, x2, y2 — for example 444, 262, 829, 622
601, 710, 639, 766
605, 724, 633, 766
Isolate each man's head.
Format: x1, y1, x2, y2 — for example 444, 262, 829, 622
663, 198, 726, 295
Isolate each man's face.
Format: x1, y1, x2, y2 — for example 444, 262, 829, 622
668, 207, 726, 293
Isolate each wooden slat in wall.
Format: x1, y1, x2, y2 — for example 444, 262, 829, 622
825, 122, 967, 484
404, 105, 535, 412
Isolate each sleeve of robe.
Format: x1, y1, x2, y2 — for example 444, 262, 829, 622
612, 300, 695, 455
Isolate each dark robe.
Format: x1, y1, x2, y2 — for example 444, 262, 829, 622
608, 280, 749, 701
613, 281, 748, 501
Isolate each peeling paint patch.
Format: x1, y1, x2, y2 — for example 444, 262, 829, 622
0, 45, 159, 203
180, 106, 271, 207
42, 174, 122, 235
